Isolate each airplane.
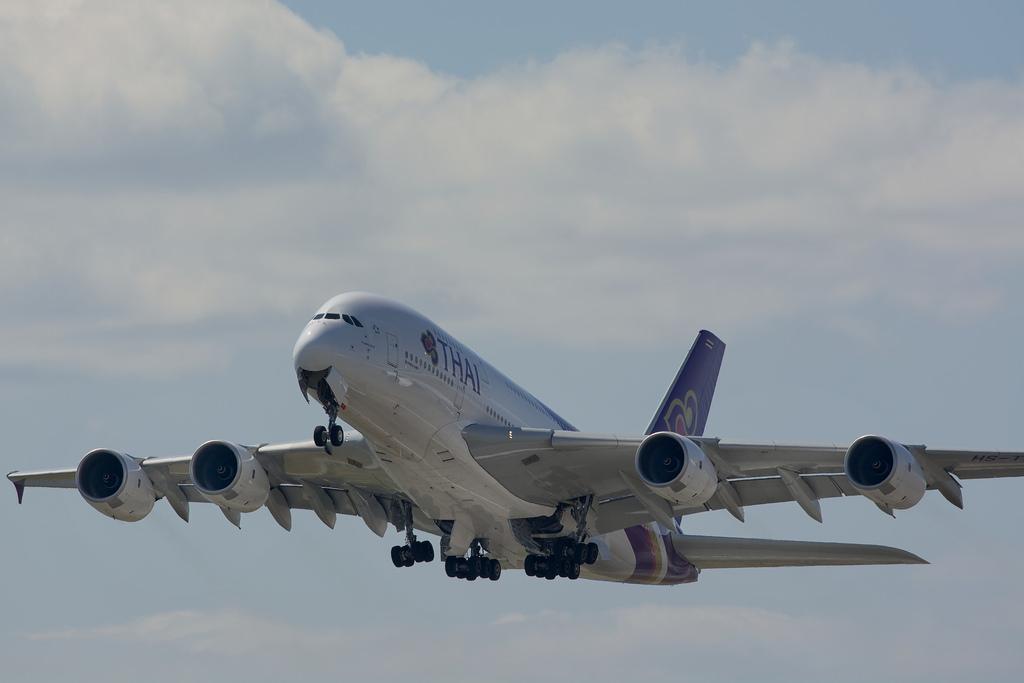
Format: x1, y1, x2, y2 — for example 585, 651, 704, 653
9, 291, 1024, 584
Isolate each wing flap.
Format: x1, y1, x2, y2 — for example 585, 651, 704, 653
672, 534, 927, 569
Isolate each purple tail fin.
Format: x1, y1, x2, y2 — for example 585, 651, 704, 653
645, 330, 725, 437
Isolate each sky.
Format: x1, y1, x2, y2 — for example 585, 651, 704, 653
1, 1, 1022, 681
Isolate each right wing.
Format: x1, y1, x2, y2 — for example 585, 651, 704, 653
462, 425, 1024, 533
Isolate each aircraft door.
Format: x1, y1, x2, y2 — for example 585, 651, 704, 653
386, 333, 399, 368
454, 376, 465, 412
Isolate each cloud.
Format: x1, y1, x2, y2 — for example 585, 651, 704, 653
24, 601, 1024, 683
0, 0, 1021, 377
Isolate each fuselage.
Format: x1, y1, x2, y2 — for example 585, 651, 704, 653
292, 292, 698, 584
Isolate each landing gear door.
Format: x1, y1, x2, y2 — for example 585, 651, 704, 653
386, 333, 399, 368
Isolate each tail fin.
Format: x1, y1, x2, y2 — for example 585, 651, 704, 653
645, 330, 725, 437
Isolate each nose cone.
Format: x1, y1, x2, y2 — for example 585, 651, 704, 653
293, 322, 340, 375
294, 322, 351, 407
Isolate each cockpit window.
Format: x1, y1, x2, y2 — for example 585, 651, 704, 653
315, 311, 365, 327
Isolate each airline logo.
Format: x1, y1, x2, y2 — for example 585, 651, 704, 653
663, 390, 699, 435
421, 329, 482, 395
420, 330, 439, 365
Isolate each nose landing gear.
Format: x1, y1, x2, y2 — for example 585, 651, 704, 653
313, 403, 344, 448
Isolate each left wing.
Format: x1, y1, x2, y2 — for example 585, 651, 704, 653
8, 432, 432, 537
462, 425, 1024, 534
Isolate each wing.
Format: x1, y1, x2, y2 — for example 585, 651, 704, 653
461, 425, 1024, 534
7, 432, 434, 537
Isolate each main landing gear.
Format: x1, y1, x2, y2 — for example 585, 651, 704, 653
391, 499, 435, 568
444, 541, 502, 581
391, 540, 435, 567
523, 541, 599, 580
313, 403, 344, 448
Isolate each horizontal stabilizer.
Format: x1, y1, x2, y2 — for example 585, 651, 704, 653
672, 533, 926, 569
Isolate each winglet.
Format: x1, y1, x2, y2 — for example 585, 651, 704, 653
645, 330, 725, 437
12, 477, 25, 504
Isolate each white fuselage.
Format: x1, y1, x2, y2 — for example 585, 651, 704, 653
293, 292, 695, 584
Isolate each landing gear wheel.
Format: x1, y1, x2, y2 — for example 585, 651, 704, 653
586, 542, 599, 565
329, 424, 344, 447
445, 556, 459, 577
488, 558, 502, 581
313, 425, 327, 447
533, 557, 548, 577
544, 561, 559, 580
419, 541, 435, 563
524, 554, 537, 576
391, 545, 404, 568
573, 543, 587, 564
567, 560, 581, 580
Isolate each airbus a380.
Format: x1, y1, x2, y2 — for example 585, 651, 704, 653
10, 292, 1024, 584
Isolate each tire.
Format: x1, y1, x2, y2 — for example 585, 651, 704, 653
391, 545, 404, 568
329, 424, 344, 447
488, 559, 501, 581
573, 543, 587, 564
313, 425, 327, 447
567, 561, 580, 580
445, 556, 459, 577
586, 542, 599, 565
524, 554, 537, 576
419, 541, 434, 563
545, 562, 558, 580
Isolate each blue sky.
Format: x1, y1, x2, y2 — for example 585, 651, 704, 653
1, 1, 1022, 681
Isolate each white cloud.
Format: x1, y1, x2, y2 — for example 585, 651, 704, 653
25, 600, 1024, 683
0, 0, 1021, 377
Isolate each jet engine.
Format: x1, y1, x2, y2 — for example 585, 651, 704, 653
190, 441, 270, 512
635, 432, 718, 507
76, 449, 156, 522
844, 435, 926, 510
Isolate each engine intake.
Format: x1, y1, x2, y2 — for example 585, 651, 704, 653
76, 449, 156, 521
190, 441, 270, 512
635, 432, 718, 507
844, 435, 926, 511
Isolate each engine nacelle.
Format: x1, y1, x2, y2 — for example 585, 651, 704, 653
844, 435, 926, 510
190, 440, 270, 512
76, 449, 156, 522
635, 432, 718, 507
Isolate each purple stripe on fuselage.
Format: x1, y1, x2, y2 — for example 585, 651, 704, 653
625, 524, 699, 585
625, 525, 657, 582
